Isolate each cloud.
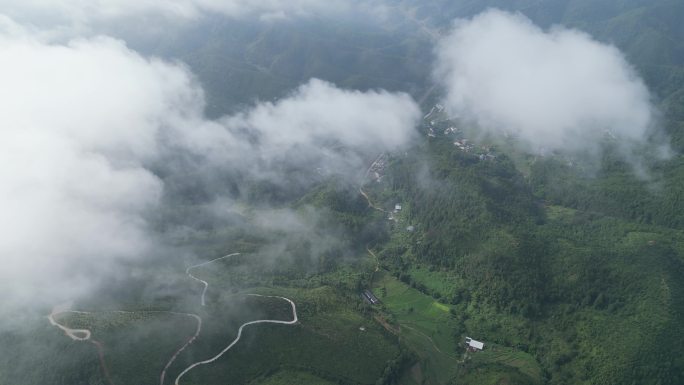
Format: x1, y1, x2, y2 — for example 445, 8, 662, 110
434, 9, 664, 156
0, 0, 379, 37
218, 78, 420, 187
0, 34, 193, 309
0, 29, 419, 312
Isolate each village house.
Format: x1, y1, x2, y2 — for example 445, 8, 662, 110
362, 290, 380, 305
465, 337, 484, 352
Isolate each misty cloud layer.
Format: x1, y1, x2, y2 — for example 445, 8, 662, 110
0, 0, 386, 36
0, 27, 419, 311
434, 9, 661, 155
0, 35, 178, 308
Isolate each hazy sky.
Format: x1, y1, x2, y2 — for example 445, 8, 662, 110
434, 9, 659, 156
0, 7, 420, 312
0, 0, 350, 20
0, 0, 386, 38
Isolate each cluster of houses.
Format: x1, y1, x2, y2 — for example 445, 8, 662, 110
444, 126, 459, 135
453, 139, 497, 161
454, 139, 474, 152
426, 123, 457, 138
421, 104, 500, 162
387, 205, 416, 232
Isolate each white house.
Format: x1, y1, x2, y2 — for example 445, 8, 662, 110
395, 204, 402, 212
465, 337, 484, 351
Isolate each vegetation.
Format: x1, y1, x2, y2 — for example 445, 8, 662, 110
249, 369, 337, 385
363, 129, 684, 384
4, 1, 684, 384
175, 286, 401, 385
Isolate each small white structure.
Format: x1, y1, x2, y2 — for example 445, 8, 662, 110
395, 204, 402, 212
465, 337, 484, 351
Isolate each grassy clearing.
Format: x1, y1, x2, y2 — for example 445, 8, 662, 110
372, 270, 544, 385
406, 265, 464, 300
457, 363, 538, 385
472, 345, 542, 383
398, 327, 459, 385
372, 270, 460, 384
373, 271, 455, 354
249, 369, 337, 385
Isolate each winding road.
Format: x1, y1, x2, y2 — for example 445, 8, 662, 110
360, 153, 389, 214
359, 188, 387, 213
159, 313, 202, 385
48, 309, 113, 385
186, 253, 241, 306
48, 252, 299, 385
173, 294, 298, 385
367, 246, 380, 287
48, 310, 92, 341
49, 309, 202, 385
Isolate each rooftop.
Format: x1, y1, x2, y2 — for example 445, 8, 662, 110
465, 337, 484, 350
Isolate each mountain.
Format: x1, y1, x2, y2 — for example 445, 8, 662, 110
1, 1, 684, 385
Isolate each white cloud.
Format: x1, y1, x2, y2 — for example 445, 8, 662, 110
0, 29, 419, 310
0, 34, 195, 308
219, 78, 420, 183
434, 9, 659, 155
243, 79, 417, 151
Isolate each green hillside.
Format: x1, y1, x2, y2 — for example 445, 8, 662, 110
359, 128, 684, 384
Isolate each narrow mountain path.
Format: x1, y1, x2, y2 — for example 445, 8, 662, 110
48, 310, 92, 341
48, 309, 114, 385
159, 313, 202, 385
359, 188, 387, 213
400, 324, 459, 360
91, 340, 114, 385
367, 246, 380, 287
360, 153, 388, 214
185, 253, 240, 306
